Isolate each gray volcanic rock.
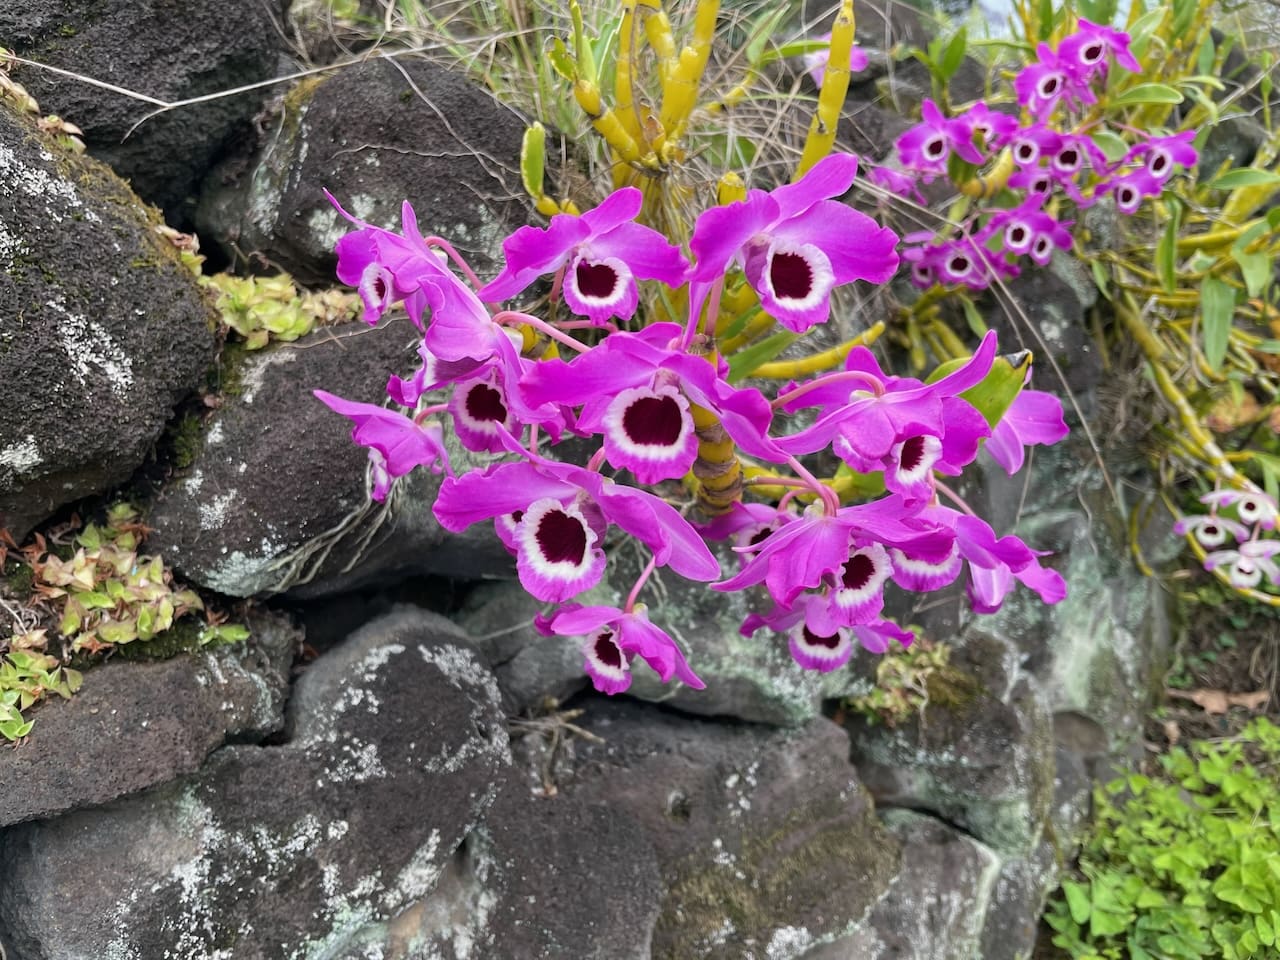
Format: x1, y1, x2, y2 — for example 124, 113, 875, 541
146, 316, 507, 598
0, 609, 298, 828
359, 783, 662, 959
0, 607, 510, 960
844, 634, 1055, 858
561, 698, 901, 959
0, 103, 217, 540
197, 56, 534, 286
0, 0, 284, 220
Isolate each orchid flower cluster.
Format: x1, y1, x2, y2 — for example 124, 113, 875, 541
1175, 488, 1280, 591
315, 152, 1069, 697
862, 18, 1198, 291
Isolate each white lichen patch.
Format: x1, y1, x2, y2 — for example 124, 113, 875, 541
417, 644, 509, 775
0, 434, 41, 485
0, 143, 100, 222
0, 214, 29, 268
240, 349, 298, 404
766, 926, 817, 960
382, 829, 443, 911
206, 421, 225, 445
204, 541, 289, 596
199, 489, 240, 531
323, 738, 388, 784
184, 469, 204, 494
45, 296, 134, 396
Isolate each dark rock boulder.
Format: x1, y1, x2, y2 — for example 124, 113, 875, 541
0, 0, 285, 222
146, 315, 505, 598
560, 698, 901, 959
358, 782, 663, 959
0, 607, 510, 960
843, 633, 1055, 858
0, 609, 298, 828
197, 56, 535, 286
0, 103, 217, 540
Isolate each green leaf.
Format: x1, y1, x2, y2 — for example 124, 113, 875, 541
1129, 8, 1168, 57
746, 6, 791, 67
1036, 0, 1054, 41
959, 296, 988, 337
1197, 34, 1216, 76
1157, 199, 1181, 293
938, 27, 968, 83
1064, 880, 1092, 924
726, 330, 798, 383
1091, 258, 1111, 299
1113, 83, 1184, 106
547, 37, 577, 82
935, 352, 1031, 428
1091, 130, 1131, 163
78, 590, 115, 610
1210, 169, 1280, 190
520, 124, 546, 202
1200, 274, 1236, 373
1234, 249, 1271, 299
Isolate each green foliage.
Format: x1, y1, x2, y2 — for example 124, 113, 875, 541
0, 505, 249, 740
0, 651, 81, 741
843, 638, 965, 727
1046, 718, 1280, 959
204, 273, 358, 350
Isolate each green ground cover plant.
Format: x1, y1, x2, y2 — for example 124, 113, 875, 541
1046, 717, 1280, 960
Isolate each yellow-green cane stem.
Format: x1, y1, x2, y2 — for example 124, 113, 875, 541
614, 3, 645, 151
794, 0, 854, 179
750, 322, 886, 378
656, 0, 719, 150
691, 400, 743, 514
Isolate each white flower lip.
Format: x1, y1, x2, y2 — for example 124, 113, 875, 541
601, 382, 697, 483
515, 497, 605, 602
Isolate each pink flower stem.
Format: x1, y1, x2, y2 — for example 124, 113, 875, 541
423, 236, 484, 290
493, 310, 589, 353
549, 262, 566, 306
558, 319, 619, 333
412, 403, 449, 425
623, 554, 658, 613
934, 478, 976, 516
771, 369, 886, 408
786, 456, 840, 515
586, 447, 609, 472
682, 276, 723, 351
743, 474, 812, 488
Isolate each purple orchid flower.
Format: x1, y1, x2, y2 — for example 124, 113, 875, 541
1059, 18, 1141, 80
1198, 489, 1279, 529
313, 390, 451, 501
687, 153, 899, 334
985, 386, 1069, 475
945, 510, 1067, 614
538, 603, 705, 694
519, 322, 783, 479
776, 330, 999, 463
477, 187, 688, 324
742, 591, 913, 671
434, 453, 720, 602
1009, 123, 1064, 170
896, 99, 986, 175
1127, 131, 1198, 183
959, 102, 1020, 152
1014, 44, 1095, 118
803, 34, 870, 88
1100, 168, 1164, 215
1173, 513, 1250, 549
713, 495, 950, 607
865, 164, 926, 203
1205, 539, 1280, 589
